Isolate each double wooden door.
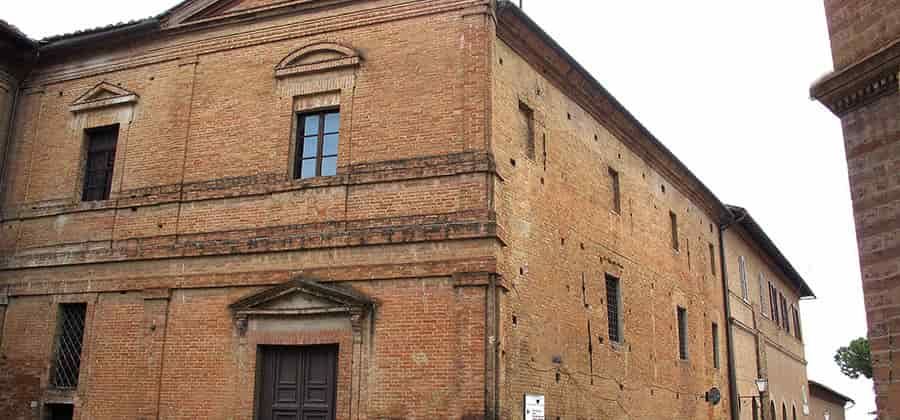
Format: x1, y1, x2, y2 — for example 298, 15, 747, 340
257, 345, 338, 420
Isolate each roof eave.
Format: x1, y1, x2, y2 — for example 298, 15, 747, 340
495, 1, 731, 222
728, 205, 815, 298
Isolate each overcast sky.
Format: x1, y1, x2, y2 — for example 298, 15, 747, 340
3, 0, 872, 418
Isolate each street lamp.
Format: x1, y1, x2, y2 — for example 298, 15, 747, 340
755, 377, 768, 394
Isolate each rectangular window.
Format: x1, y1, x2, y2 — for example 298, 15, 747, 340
81, 125, 118, 201
769, 283, 779, 324
792, 305, 803, 341
711, 322, 720, 369
708, 243, 716, 276
677, 306, 688, 360
295, 110, 340, 179
606, 274, 622, 343
781, 293, 790, 332
609, 167, 621, 214
51, 303, 87, 389
670, 211, 679, 251
759, 273, 768, 317
518, 101, 535, 159
738, 256, 749, 301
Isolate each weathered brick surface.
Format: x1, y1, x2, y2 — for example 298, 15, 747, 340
0, 1, 820, 419
816, 0, 900, 418
823, 0, 900, 70
492, 32, 731, 420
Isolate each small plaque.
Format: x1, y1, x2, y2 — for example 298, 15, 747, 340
524, 393, 545, 420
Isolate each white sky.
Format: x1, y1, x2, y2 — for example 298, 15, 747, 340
3, 0, 873, 418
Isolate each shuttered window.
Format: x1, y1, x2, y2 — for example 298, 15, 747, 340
738, 256, 749, 301
82, 126, 118, 201
295, 110, 340, 179
758, 273, 767, 317
792, 305, 803, 340
769, 283, 779, 324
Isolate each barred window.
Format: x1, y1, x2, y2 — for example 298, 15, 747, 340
711, 322, 720, 369
82, 125, 118, 201
609, 167, 621, 214
52, 303, 87, 389
670, 211, 679, 251
295, 110, 340, 179
518, 101, 535, 159
677, 306, 688, 360
606, 274, 622, 343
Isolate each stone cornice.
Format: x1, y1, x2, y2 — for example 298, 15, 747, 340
1, 151, 496, 222
27, 0, 490, 86
811, 38, 900, 117
0, 209, 501, 270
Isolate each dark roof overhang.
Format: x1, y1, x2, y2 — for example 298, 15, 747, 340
808, 380, 855, 405
727, 205, 815, 298
495, 0, 732, 222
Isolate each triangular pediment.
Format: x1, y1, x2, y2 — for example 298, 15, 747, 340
163, 0, 321, 27
230, 278, 373, 316
70, 81, 138, 113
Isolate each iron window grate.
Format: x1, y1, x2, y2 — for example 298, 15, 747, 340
677, 306, 688, 360
52, 303, 87, 389
606, 275, 621, 343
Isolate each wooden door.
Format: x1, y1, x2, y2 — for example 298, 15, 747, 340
257, 345, 337, 420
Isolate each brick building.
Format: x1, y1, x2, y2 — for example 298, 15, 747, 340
808, 380, 853, 420
0, 1, 814, 419
810, 1, 900, 418
723, 207, 815, 420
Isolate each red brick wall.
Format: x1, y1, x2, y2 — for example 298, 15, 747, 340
492, 34, 731, 419
842, 91, 900, 418
0, 1, 498, 419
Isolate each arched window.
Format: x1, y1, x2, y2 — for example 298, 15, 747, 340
792, 405, 797, 420
751, 398, 759, 420
782, 403, 788, 420
770, 401, 777, 420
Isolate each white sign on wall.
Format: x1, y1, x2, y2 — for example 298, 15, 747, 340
524, 393, 545, 420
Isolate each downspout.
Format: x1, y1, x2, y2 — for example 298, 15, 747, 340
0, 46, 36, 214
719, 212, 741, 420
0, 82, 21, 210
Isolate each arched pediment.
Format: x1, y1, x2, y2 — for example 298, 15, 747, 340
274, 42, 360, 79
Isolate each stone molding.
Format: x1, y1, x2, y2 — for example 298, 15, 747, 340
68, 81, 139, 113
274, 42, 360, 79
811, 38, 900, 117
0, 209, 500, 269
0, 151, 495, 221
28, 0, 488, 86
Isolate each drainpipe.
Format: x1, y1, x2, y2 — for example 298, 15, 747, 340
0, 72, 26, 212
719, 213, 741, 420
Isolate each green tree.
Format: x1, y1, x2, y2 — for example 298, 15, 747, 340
834, 337, 872, 379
